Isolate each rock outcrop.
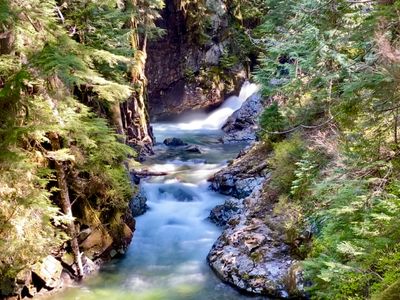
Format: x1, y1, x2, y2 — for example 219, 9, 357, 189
209, 197, 244, 227
146, 0, 248, 119
221, 92, 265, 143
209, 143, 269, 199
208, 143, 305, 298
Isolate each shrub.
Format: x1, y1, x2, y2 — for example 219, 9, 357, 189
269, 135, 305, 193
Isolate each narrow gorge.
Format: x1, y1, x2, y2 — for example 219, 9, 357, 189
2, 1, 400, 300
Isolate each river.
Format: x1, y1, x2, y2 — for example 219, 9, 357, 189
51, 83, 268, 300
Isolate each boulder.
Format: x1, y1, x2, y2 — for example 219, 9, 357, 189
31, 256, 62, 289
81, 255, 100, 277
208, 214, 304, 298
60, 252, 74, 267
163, 137, 188, 147
80, 228, 113, 260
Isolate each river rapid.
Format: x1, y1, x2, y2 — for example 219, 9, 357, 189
52, 83, 269, 300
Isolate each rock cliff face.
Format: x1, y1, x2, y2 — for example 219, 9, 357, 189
146, 0, 248, 119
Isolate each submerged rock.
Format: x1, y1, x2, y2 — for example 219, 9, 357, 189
159, 185, 197, 202
163, 137, 188, 147
184, 145, 202, 153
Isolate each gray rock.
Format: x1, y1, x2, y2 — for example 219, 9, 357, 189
146, 0, 246, 120
81, 255, 100, 277
210, 174, 266, 199
221, 93, 265, 143
205, 43, 224, 65
209, 198, 244, 226
31, 256, 62, 289
209, 143, 269, 199
208, 143, 305, 298
163, 137, 188, 147
208, 216, 304, 298
130, 188, 148, 217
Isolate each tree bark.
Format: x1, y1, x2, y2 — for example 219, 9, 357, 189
48, 132, 84, 278
120, 3, 155, 157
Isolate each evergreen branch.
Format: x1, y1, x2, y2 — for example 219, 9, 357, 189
260, 116, 335, 135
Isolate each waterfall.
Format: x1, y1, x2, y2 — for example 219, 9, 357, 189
155, 81, 260, 132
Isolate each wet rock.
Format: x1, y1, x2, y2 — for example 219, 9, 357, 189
210, 171, 267, 199
209, 198, 244, 227
163, 137, 188, 147
130, 188, 148, 217
31, 255, 62, 289
221, 93, 265, 143
184, 145, 202, 153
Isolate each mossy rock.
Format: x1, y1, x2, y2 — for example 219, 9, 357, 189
80, 228, 113, 260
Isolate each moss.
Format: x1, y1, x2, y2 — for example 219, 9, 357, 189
373, 279, 400, 300
250, 251, 263, 263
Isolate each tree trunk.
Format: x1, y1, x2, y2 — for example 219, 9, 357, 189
0, 30, 15, 55
48, 132, 84, 278
110, 102, 125, 136
120, 5, 154, 158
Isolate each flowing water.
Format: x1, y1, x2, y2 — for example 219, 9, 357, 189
52, 83, 268, 300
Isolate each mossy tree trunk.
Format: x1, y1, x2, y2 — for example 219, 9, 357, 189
120, 0, 154, 157
48, 132, 84, 278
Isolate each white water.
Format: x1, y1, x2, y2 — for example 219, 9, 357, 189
51, 83, 268, 300
155, 81, 260, 132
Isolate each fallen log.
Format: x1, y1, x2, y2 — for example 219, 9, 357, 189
131, 170, 168, 177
